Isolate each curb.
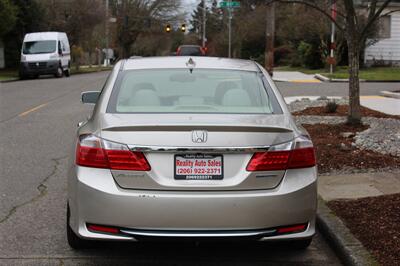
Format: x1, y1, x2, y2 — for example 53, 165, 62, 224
272, 78, 290, 82
315, 74, 331, 82
70, 68, 112, 75
273, 78, 321, 83
316, 197, 378, 266
380, 90, 400, 99
0, 78, 19, 83
315, 74, 367, 83
364, 80, 400, 83
315, 73, 400, 83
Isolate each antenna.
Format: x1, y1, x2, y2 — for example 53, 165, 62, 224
186, 58, 196, 73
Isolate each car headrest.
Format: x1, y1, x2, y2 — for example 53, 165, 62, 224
215, 81, 239, 104
130, 89, 160, 106
222, 89, 251, 106
132, 83, 156, 93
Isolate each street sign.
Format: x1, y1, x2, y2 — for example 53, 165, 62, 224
219, 1, 240, 8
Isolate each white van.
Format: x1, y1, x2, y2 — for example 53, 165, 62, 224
20, 32, 71, 79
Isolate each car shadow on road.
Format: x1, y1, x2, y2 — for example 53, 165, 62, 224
70, 241, 311, 265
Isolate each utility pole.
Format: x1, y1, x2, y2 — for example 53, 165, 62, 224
105, 0, 109, 66
202, 0, 206, 48
330, 0, 337, 75
265, 1, 275, 76
228, 0, 232, 58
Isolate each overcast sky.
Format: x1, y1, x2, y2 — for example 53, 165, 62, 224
182, 0, 198, 12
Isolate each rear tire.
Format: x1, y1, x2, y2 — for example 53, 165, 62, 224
19, 72, 28, 80
67, 204, 92, 249
55, 65, 64, 78
65, 62, 71, 77
64, 68, 70, 77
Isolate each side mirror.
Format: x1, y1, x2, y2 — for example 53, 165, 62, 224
81, 91, 100, 104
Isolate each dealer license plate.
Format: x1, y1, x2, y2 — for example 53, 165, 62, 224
174, 154, 223, 180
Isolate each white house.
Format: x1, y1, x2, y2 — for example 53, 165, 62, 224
364, 2, 400, 66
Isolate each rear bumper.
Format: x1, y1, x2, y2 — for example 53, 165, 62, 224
19, 61, 59, 76
68, 166, 317, 241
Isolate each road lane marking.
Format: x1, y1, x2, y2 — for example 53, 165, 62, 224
18, 103, 47, 117
360, 96, 385, 99
291, 79, 322, 83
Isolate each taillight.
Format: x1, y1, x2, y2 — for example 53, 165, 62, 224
288, 147, 316, 169
246, 136, 316, 171
276, 223, 307, 234
76, 134, 150, 171
87, 224, 119, 234
246, 151, 291, 171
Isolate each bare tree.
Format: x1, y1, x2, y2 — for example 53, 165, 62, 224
272, 0, 395, 124
41, 0, 105, 46
111, 0, 181, 58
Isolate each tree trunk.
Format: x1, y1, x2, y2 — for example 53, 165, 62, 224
88, 50, 92, 68
347, 40, 362, 125
265, 2, 275, 76
122, 43, 131, 59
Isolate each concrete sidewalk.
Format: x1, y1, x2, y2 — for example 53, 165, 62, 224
273, 71, 321, 83
318, 171, 400, 201
360, 95, 400, 115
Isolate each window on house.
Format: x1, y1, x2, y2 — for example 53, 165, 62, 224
378, 16, 391, 39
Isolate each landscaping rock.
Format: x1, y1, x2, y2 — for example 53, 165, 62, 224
289, 98, 348, 113
295, 115, 400, 158
340, 132, 355, 138
339, 143, 351, 151
355, 118, 400, 157
291, 98, 400, 158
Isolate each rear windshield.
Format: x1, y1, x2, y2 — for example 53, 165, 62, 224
178, 46, 202, 56
107, 69, 281, 114
23, 40, 56, 54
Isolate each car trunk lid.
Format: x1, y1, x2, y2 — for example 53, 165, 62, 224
99, 113, 295, 191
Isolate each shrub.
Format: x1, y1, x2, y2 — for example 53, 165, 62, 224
297, 41, 324, 69
274, 45, 293, 66
325, 100, 338, 113
71, 45, 84, 70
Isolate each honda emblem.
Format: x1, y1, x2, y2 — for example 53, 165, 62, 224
191, 130, 208, 143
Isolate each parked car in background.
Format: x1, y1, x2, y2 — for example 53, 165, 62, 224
176, 45, 205, 56
19, 32, 71, 79
67, 56, 317, 250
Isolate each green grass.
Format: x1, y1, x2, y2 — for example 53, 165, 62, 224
0, 70, 18, 81
321, 67, 400, 81
70, 66, 112, 74
274, 66, 324, 74
275, 65, 400, 81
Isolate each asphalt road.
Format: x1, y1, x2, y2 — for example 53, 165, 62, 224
0, 72, 343, 265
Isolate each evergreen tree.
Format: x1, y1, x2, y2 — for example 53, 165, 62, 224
0, 0, 18, 39
3, 0, 45, 67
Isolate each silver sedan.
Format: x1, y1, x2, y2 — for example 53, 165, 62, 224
67, 56, 317, 249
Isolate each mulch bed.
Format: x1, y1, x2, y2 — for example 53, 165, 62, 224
293, 105, 400, 119
328, 194, 400, 266
303, 123, 400, 173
